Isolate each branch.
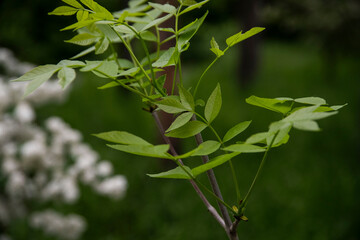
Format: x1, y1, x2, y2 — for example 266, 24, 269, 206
193, 116, 233, 229
151, 111, 226, 231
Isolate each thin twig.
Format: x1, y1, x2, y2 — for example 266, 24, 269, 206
192, 116, 233, 229
152, 111, 226, 231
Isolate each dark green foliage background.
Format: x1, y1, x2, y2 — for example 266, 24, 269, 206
1, 0, 359, 239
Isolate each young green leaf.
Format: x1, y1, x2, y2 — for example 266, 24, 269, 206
139, 31, 157, 42
57, 60, 85, 67
245, 132, 271, 145
65, 33, 98, 46
62, 0, 83, 9
223, 121, 252, 143
226, 27, 265, 47
49, 6, 78, 16
293, 120, 320, 131
179, 0, 210, 15
94, 131, 151, 145
147, 166, 193, 179
192, 152, 239, 177
192, 140, 221, 156
177, 12, 208, 51
246, 95, 292, 114
71, 46, 95, 59
95, 37, 109, 54
141, 13, 173, 31
166, 112, 193, 132
80, 60, 103, 72
12, 65, 60, 82
93, 61, 119, 78
205, 83, 222, 123
165, 121, 207, 138
209, 37, 224, 57
179, 85, 195, 111
76, 10, 89, 21
108, 144, 172, 159
284, 105, 337, 122
58, 67, 76, 89
182, 0, 197, 6
222, 144, 265, 153
148, 2, 177, 15
80, 0, 113, 20
152, 47, 179, 67
157, 98, 187, 114
294, 97, 327, 105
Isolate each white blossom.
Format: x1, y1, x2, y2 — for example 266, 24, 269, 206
96, 175, 128, 199
30, 210, 86, 240
0, 48, 127, 240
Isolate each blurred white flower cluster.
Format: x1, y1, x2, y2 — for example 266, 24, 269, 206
0, 48, 127, 240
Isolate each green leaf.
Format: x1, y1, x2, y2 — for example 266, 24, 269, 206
157, 98, 187, 114
61, 19, 97, 31
147, 166, 193, 179
192, 153, 239, 177
173, 140, 220, 159
165, 121, 207, 138
226, 27, 265, 47
94, 131, 151, 145
152, 47, 178, 67
177, 12, 208, 51
205, 83, 222, 123
293, 120, 320, 131
65, 33, 98, 46
49, 6, 78, 16
245, 132, 271, 144
179, 0, 210, 15
57, 60, 85, 67
182, 0, 197, 6
284, 105, 337, 122
58, 67, 76, 89
330, 104, 347, 110
210, 48, 224, 57
192, 140, 221, 156
117, 58, 134, 69
95, 37, 109, 54
148, 2, 177, 15
71, 46, 95, 59
62, 0, 83, 9
108, 144, 171, 158
223, 121, 252, 143
12, 65, 60, 82
179, 85, 195, 111
80, 0, 113, 20
196, 99, 205, 107
141, 13, 173, 31
93, 61, 119, 78
222, 144, 265, 153
166, 112, 193, 132
267, 122, 292, 146
294, 97, 327, 105
129, 0, 147, 8
98, 81, 120, 90
80, 60, 103, 72
76, 10, 89, 21
246, 95, 292, 114
140, 31, 157, 42
209, 37, 224, 57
